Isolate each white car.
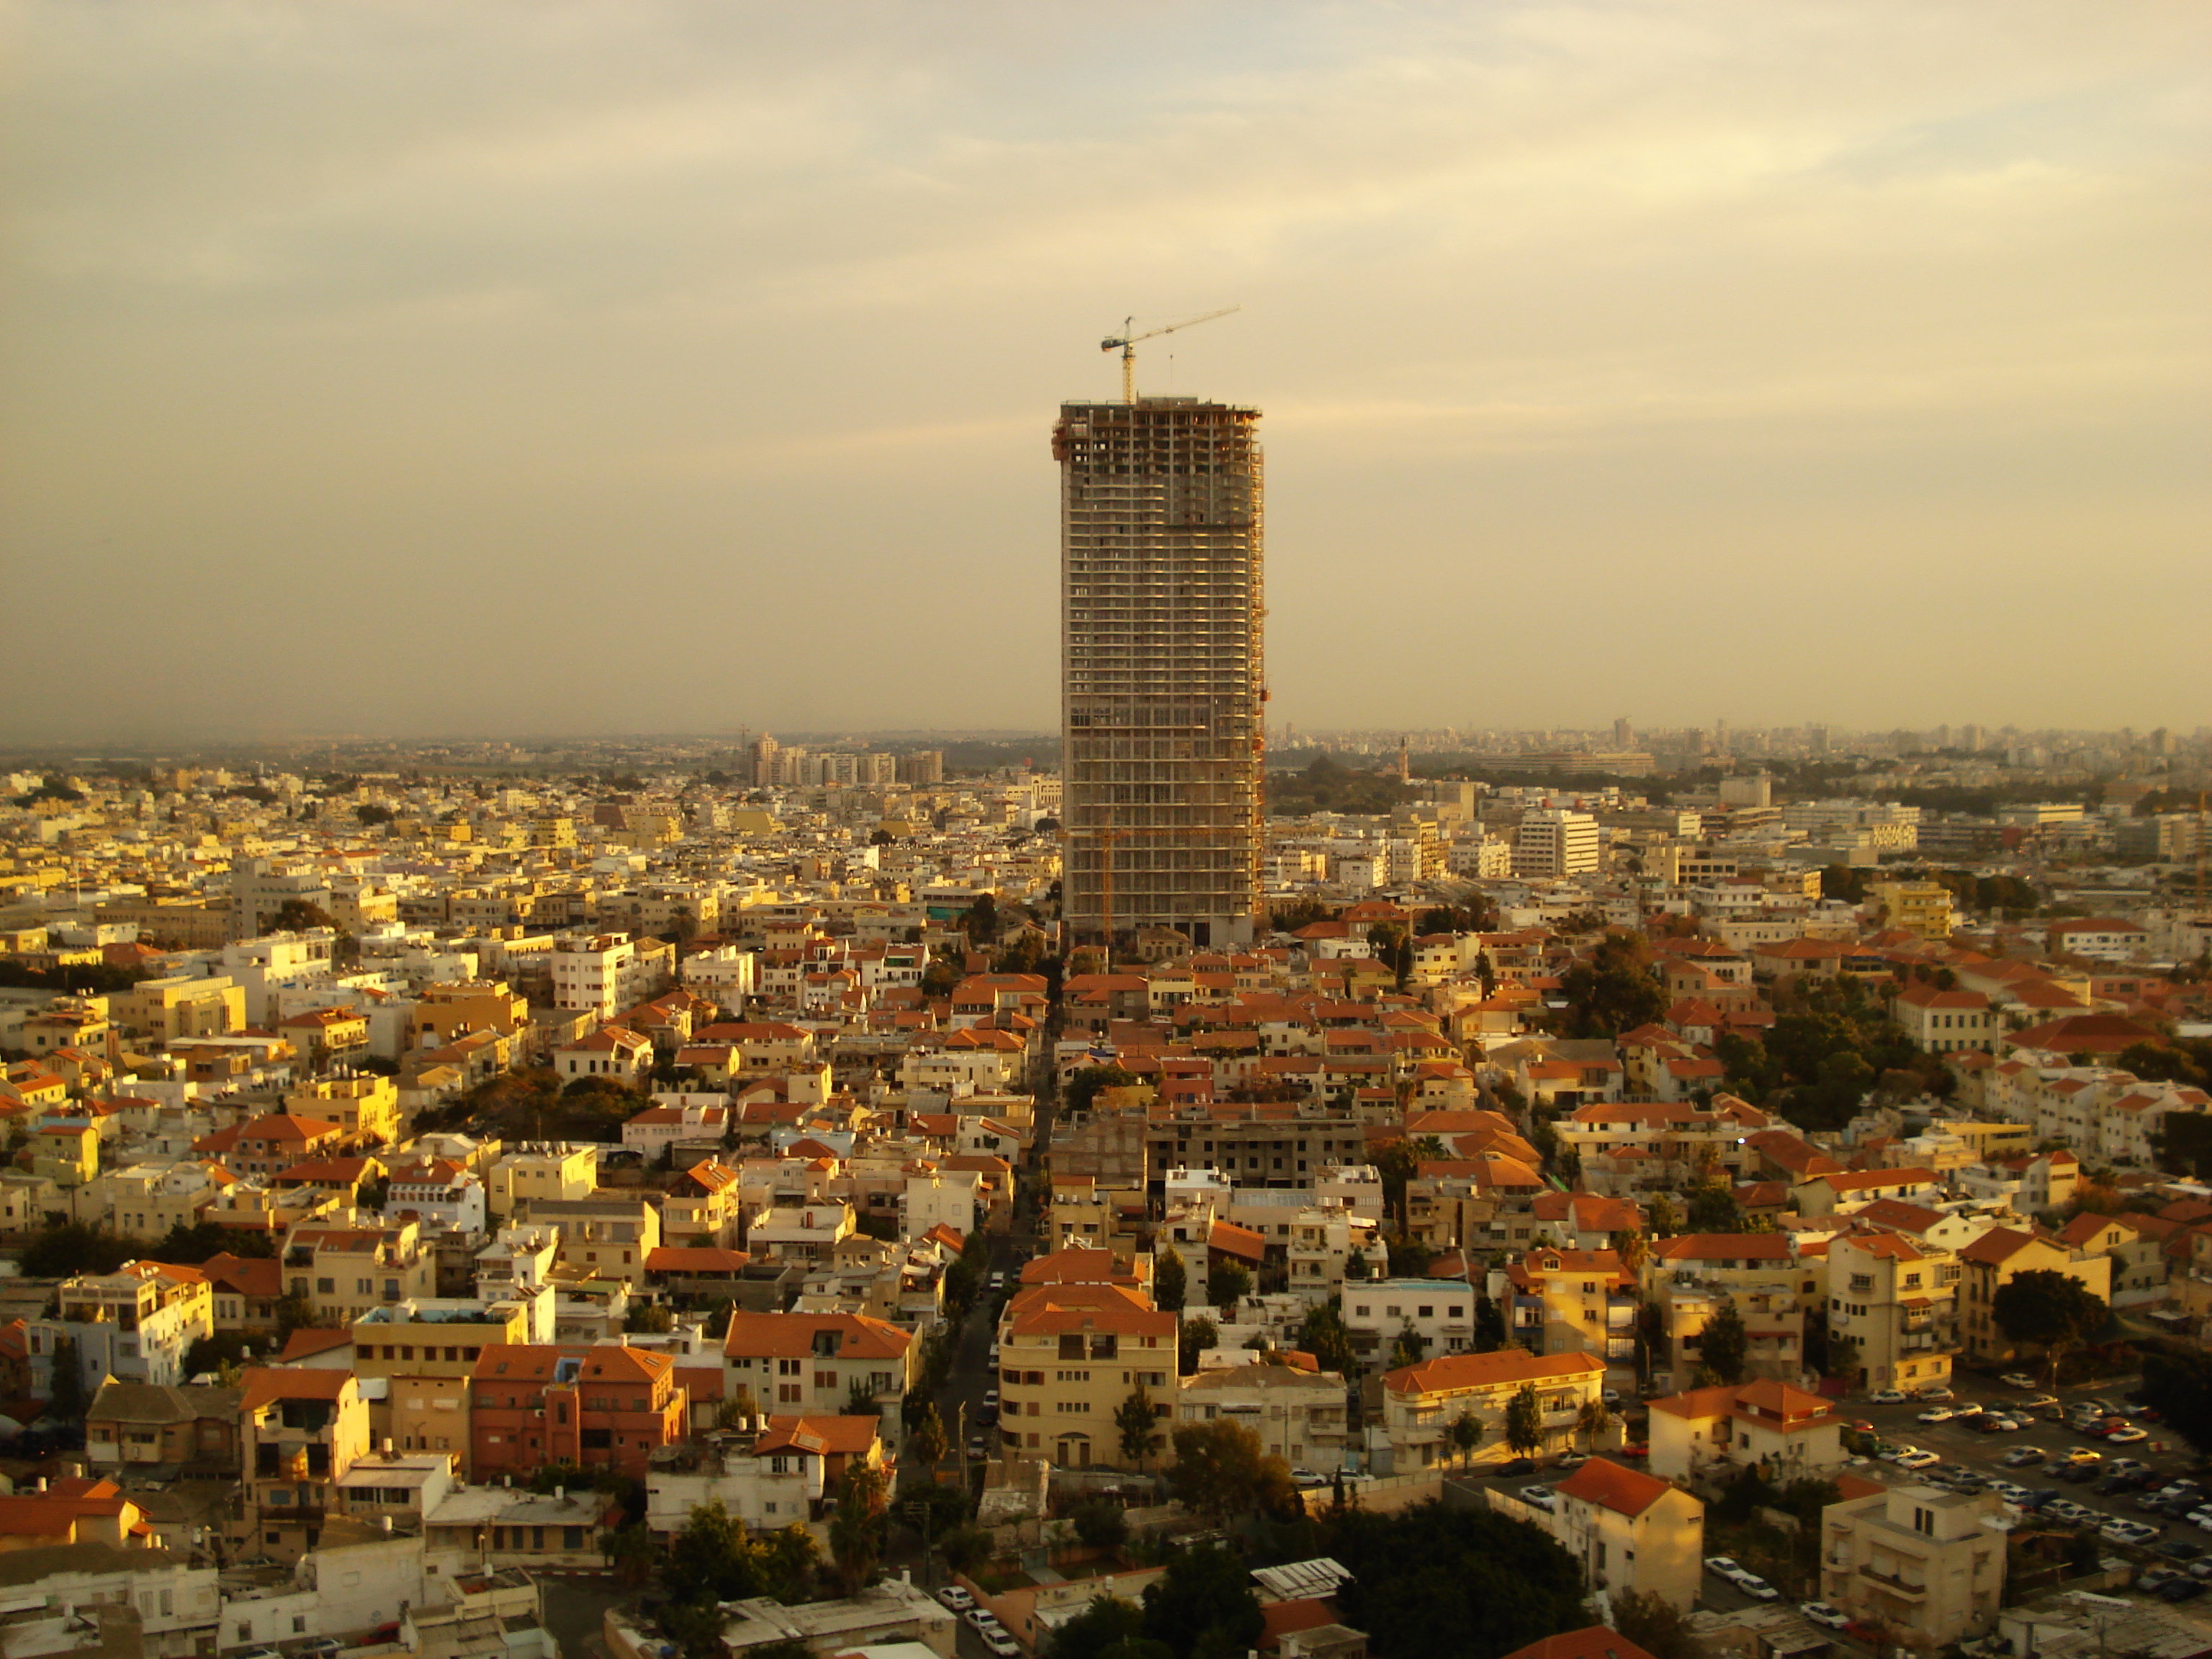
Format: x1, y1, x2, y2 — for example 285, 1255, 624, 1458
1876, 1444, 1922, 1463
2000, 1371, 2039, 1390
1915, 1385, 1955, 1401
1992, 1483, 2033, 1504
1918, 1406, 1960, 1424
2105, 1427, 2149, 1445
981, 1634, 1022, 1658
2188, 1508, 2212, 1532
965, 1608, 1005, 1636
1896, 1450, 1943, 1472
936, 1586, 976, 1612
1801, 1603, 1852, 1630
1869, 1389, 1908, 1404
1520, 1485, 1557, 1511
2104, 1521, 2160, 1547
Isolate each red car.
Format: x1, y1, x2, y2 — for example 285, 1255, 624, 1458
1620, 1442, 1650, 1460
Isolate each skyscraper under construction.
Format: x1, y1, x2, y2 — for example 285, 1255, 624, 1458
1053, 396, 1264, 951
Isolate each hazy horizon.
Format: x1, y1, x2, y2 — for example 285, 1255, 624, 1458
5, 1, 2206, 745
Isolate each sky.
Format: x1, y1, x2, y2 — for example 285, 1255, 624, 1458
2, 1, 2206, 747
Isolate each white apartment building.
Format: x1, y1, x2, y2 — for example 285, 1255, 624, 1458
549, 932, 670, 1019
1514, 810, 1600, 878
1176, 1362, 1349, 1473
50, 1261, 215, 1390
1827, 1231, 1958, 1395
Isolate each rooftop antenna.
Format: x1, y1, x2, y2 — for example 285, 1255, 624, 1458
1100, 306, 1239, 403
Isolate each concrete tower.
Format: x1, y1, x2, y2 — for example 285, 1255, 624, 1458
1052, 395, 1264, 951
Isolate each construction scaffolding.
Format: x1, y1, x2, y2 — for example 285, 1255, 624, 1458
1053, 396, 1266, 950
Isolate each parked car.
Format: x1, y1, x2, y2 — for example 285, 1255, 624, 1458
2003, 1446, 2047, 1467
1496, 1457, 1540, 1478
2188, 1508, 2212, 1532
1992, 1483, 2033, 1505
1619, 1442, 1649, 1461
1554, 1452, 1589, 1472
965, 1608, 1006, 1636
1915, 1384, 1955, 1401
2157, 1578, 2208, 1603
2156, 1539, 2206, 1563
2000, 1372, 2039, 1389
1521, 1485, 1557, 1511
2020, 1394, 2059, 1411
1869, 1389, 1908, 1404
966, 1437, 987, 1460
2104, 1520, 2161, 1547
1919, 1405, 1961, 1424
2139, 1568, 2190, 1593
1877, 1444, 1923, 1464
1290, 1467, 1328, 1490
2064, 1448, 2103, 1465
2105, 1427, 2149, 1444
1800, 1603, 1851, 1630
937, 1586, 976, 1612
1896, 1450, 1943, 1472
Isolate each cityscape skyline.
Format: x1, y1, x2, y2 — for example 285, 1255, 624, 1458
4, 3, 2206, 745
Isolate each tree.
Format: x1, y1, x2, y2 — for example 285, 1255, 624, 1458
844, 1376, 882, 1419
827, 1464, 889, 1594
1609, 1227, 1648, 1276
1330, 1499, 1588, 1659
1066, 1064, 1139, 1115
274, 1290, 323, 1339
662, 1500, 765, 1606
2139, 1346, 2212, 1457
48, 1336, 86, 1421
1115, 1384, 1164, 1471
1206, 1260, 1251, 1319
1388, 1322, 1428, 1370
1164, 1419, 1295, 1527
1177, 1315, 1217, 1376
1447, 1408, 1483, 1467
1685, 1182, 1745, 1234
1154, 1246, 1187, 1313
909, 1402, 948, 1480
1297, 1298, 1359, 1376
1699, 1299, 1749, 1386
1647, 1194, 1680, 1238
624, 1302, 674, 1334
1072, 1494, 1129, 1550
1611, 1589, 1706, 1659
1576, 1395, 1611, 1451
1991, 1269, 2110, 1386
1825, 1329, 1861, 1387
1056, 1597, 1171, 1659
1554, 932, 1668, 1038
1140, 1542, 1266, 1659
1473, 1291, 1507, 1352
1504, 1383, 1543, 1457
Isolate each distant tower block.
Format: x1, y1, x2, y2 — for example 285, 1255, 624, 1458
1614, 716, 1633, 749
1053, 396, 1265, 951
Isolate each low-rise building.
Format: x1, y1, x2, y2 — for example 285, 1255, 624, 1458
50, 1262, 215, 1390
1546, 1456, 1705, 1610
1380, 1348, 1606, 1472
469, 1342, 687, 1483
1820, 1481, 2006, 1645
1174, 1361, 1347, 1473
997, 1291, 1177, 1470
722, 1312, 918, 1421
1646, 1379, 1843, 1486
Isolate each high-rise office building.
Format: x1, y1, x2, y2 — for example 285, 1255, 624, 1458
1053, 396, 1264, 950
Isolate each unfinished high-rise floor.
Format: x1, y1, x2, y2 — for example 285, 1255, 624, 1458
1053, 396, 1264, 950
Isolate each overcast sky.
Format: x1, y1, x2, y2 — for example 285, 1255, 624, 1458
3, 1, 2205, 747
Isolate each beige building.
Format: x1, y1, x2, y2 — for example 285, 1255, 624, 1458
721, 1311, 919, 1419
285, 1074, 400, 1146
282, 1218, 437, 1324
1954, 1227, 2111, 1366
1826, 1231, 1957, 1395
1646, 1379, 1844, 1486
1174, 1361, 1349, 1473
241, 1366, 373, 1562
998, 1284, 1177, 1469
485, 1143, 598, 1218
523, 1195, 662, 1287
1821, 1481, 2006, 1645
1546, 1456, 1706, 1611
1380, 1348, 1606, 1472
114, 975, 245, 1043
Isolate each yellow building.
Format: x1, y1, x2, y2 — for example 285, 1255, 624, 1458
287, 1074, 400, 1146
1869, 881, 1958, 940
486, 1144, 597, 1218
30, 1123, 98, 1189
1380, 1347, 1606, 1471
997, 1284, 1176, 1469
241, 1367, 373, 1561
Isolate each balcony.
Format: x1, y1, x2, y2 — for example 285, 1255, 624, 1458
1860, 1564, 1927, 1599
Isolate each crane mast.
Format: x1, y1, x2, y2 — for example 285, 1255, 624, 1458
1100, 305, 1240, 403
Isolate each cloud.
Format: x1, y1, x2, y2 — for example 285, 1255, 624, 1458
0, 0, 2205, 742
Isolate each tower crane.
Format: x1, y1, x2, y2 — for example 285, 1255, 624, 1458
1100, 306, 1240, 403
